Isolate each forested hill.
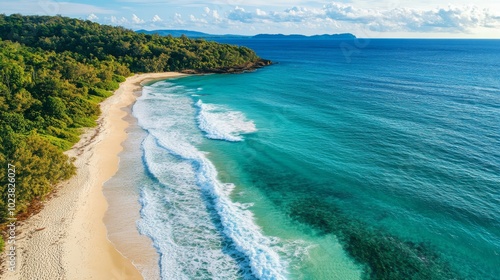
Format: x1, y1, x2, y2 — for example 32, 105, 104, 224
0, 14, 270, 73
0, 14, 269, 247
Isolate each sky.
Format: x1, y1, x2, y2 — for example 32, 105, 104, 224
1, 0, 500, 38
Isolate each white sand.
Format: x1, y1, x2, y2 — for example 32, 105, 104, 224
1, 73, 187, 280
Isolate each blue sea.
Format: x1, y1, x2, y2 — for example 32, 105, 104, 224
121, 39, 500, 279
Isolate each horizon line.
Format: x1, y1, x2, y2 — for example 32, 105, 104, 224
135, 29, 500, 40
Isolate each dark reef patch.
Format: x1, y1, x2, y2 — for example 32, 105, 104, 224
289, 199, 462, 280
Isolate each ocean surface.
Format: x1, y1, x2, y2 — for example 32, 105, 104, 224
122, 39, 500, 279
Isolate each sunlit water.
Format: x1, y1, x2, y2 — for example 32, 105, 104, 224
126, 39, 500, 279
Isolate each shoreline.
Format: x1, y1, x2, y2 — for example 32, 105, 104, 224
1, 72, 187, 279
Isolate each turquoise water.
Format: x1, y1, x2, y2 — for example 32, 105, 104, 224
133, 39, 500, 279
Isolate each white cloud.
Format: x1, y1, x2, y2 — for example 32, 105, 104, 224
108, 16, 129, 25
131, 14, 145, 24
256, 9, 267, 16
201, 8, 222, 23
174, 13, 184, 25
87, 13, 99, 21
212, 10, 221, 20
152, 15, 163, 22
190, 14, 208, 23
228, 6, 255, 23
367, 5, 500, 32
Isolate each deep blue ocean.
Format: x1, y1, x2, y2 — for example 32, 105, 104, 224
132, 39, 500, 279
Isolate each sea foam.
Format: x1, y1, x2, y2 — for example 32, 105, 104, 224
195, 99, 257, 142
133, 84, 287, 280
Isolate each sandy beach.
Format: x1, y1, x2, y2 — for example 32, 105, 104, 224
1, 72, 186, 280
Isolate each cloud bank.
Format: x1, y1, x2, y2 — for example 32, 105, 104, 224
224, 3, 500, 33
83, 2, 500, 35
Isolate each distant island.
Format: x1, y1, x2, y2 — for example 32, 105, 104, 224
137, 29, 356, 40
135, 29, 244, 38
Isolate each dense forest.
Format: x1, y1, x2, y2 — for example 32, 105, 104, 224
0, 14, 267, 249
